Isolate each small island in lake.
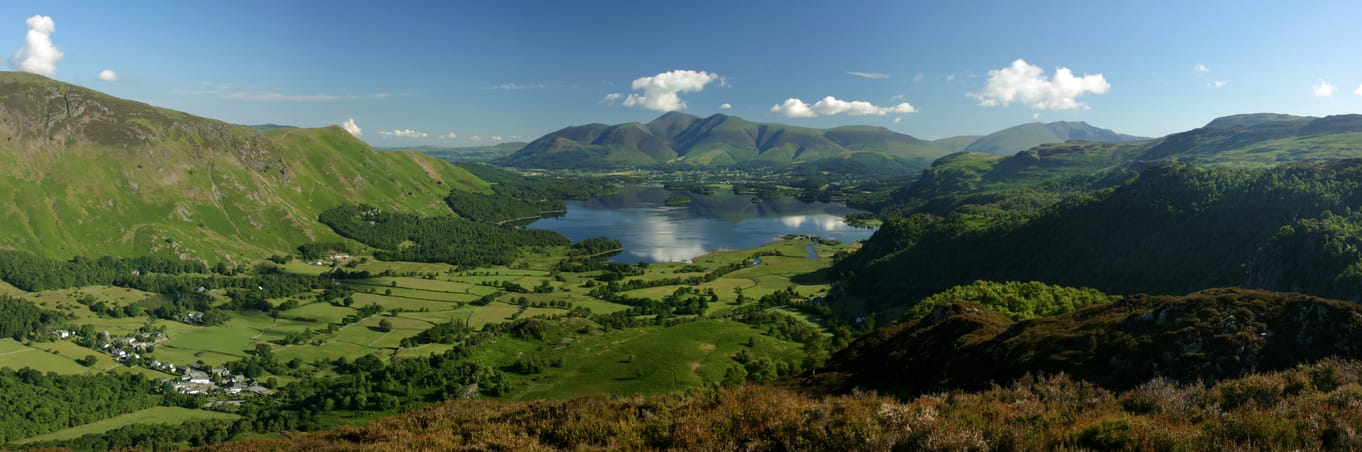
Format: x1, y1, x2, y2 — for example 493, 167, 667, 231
664, 195, 692, 206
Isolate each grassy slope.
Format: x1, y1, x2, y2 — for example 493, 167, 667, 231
0, 72, 488, 262
1155, 131, 1362, 167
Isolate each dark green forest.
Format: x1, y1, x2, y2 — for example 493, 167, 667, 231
0, 296, 67, 341
318, 204, 569, 266
444, 163, 614, 224
0, 369, 198, 445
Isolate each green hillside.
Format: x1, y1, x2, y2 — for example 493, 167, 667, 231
0, 72, 488, 262
859, 113, 1362, 219
498, 112, 949, 172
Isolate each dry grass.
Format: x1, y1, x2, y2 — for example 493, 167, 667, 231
207, 359, 1362, 451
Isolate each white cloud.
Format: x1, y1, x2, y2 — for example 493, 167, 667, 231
341, 118, 362, 137
1211, 80, 1227, 88
970, 59, 1109, 110
440, 132, 457, 139
617, 69, 721, 111
1314, 80, 1336, 97
1194, 64, 1209, 73
846, 71, 890, 79
945, 74, 956, 82
97, 69, 118, 82
769, 98, 815, 118
470, 135, 482, 141
719, 103, 732, 110
9, 15, 63, 76
912, 73, 925, 82
602, 92, 623, 104
1356, 84, 1362, 96
491, 135, 503, 141
893, 117, 902, 124
769, 96, 916, 118
379, 129, 428, 139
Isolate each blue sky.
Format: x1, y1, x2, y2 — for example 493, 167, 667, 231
6, 0, 1362, 145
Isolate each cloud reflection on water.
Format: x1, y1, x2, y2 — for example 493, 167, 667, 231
530, 186, 876, 263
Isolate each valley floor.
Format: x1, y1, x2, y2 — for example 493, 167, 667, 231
1, 238, 855, 448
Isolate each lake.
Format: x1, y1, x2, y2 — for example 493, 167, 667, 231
529, 186, 876, 263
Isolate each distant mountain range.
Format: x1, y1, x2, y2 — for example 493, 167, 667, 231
0, 71, 490, 261
496, 112, 950, 173
495, 113, 1151, 173
897, 112, 1362, 201
386, 142, 526, 163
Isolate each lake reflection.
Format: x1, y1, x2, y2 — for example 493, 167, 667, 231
529, 186, 876, 263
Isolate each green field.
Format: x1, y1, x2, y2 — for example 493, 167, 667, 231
352, 260, 456, 275
499, 319, 804, 400
282, 302, 355, 323
14, 406, 240, 445
0, 339, 92, 374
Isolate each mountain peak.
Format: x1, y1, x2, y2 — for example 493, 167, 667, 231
963, 121, 1145, 154
650, 111, 700, 123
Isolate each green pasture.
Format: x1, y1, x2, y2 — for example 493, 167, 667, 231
0, 339, 91, 374
501, 319, 803, 400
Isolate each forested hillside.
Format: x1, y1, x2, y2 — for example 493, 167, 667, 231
814, 288, 1362, 395
837, 160, 1362, 312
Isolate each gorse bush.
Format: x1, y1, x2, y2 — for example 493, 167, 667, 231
906, 280, 1118, 321
209, 359, 1362, 451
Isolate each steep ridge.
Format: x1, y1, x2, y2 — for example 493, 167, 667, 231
0, 71, 487, 262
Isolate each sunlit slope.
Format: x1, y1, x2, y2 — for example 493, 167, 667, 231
0, 71, 487, 261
